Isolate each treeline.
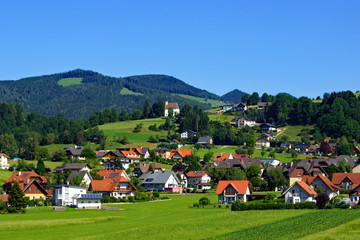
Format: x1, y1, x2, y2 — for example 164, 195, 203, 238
0, 103, 105, 159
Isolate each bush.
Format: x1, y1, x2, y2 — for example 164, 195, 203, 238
128, 196, 135, 202
193, 203, 199, 208
325, 203, 334, 209
231, 200, 317, 211
351, 205, 360, 209
153, 192, 160, 198
199, 197, 210, 206
339, 201, 350, 209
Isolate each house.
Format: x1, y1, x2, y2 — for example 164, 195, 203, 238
98, 169, 130, 180
255, 138, 270, 149
349, 184, 360, 203
116, 148, 142, 168
288, 158, 329, 185
140, 171, 182, 193
216, 180, 252, 204
0, 153, 10, 169
170, 139, 183, 149
58, 163, 92, 173
96, 150, 122, 160
232, 103, 247, 112
308, 144, 320, 155
197, 136, 213, 145
332, 173, 360, 190
3, 171, 47, 192
90, 177, 138, 198
330, 155, 358, 170
186, 171, 212, 190
169, 150, 193, 161
164, 101, 180, 117
217, 158, 263, 171
260, 123, 277, 132
180, 130, 197, 139
260, 159, 280, 167
222, 105, 233, 112
302, 175, 340, 200
294, 143, 309, 152
257, 102, 272, 110
53, 185, 87, 206
213, 153, 233, 166
234, 117, 256, 127
63, 146, 85, 160
76, 194, 102, 209
152, 148, 169, 158
261, 133, 276, 141
280, 143, 292, 149
283, 181, 317, 203
66, 170, 93, 187
132, 163, 162, 177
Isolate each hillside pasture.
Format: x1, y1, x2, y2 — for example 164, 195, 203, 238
280, 125, 314, 142
175, 94, 223, 107
119, 87, 144, 96
98, 118, 169, 148
0, 194, 359, 240
57, 78, 83, 87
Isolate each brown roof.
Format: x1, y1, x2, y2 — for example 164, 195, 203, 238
134, 163, 162, 174
295, 181, 317, 196
90, 177, 137, 192
302, 175, 340, 191
332, 173, 360, 185
216, 180, 251, 194
6, 171, 47, 184
165, 102, 179, 109
98, 170, 126, 178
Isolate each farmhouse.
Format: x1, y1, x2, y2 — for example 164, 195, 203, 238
63, 146, 85, 160
90, 177, 137, 198
216, 180, 252, 204
164, 101, 180, 117
4, 171, 47, 193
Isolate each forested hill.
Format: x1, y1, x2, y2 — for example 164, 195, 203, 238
221, 89, 248, 103
0, 69, 218, 119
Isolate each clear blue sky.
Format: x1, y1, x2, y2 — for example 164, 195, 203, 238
0, 1, 359, 98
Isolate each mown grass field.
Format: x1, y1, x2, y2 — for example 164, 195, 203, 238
119, 87, 144, 96
175, 94, 223, 107
207, 113, 234, 122
57, 77, 83, 87
280, 125, 314, 142
1, 194, 359, 240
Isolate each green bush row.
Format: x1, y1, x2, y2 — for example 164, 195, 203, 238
231, 201, 317, 211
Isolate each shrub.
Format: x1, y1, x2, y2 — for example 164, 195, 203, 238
339, 201, 350, 209
193, 203, 199, 208
325, 203, 334, 209
128, 196, 135, 202
153, 192, 160, 198
231, 200, 317, 211
199, 197, 210, 206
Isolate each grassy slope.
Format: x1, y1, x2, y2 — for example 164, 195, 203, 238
0, 169, 13, 185
0, 194, 358, 240
57, 78, 82, 87
175, 94, 223, 107
280, 125, 314, 143
98, 118, 168, 148
120, 87, 144, 96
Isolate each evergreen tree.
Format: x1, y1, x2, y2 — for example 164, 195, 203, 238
8, 182, 27, 213
36, 159, 46, 176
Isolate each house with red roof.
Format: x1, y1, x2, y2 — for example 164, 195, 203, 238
98, 169, 130, 180
132, 163, 162, 177
283, 181, 317, 203
216, 180, 252, 204
302, 175, 340, 200
332, 173, 360, 190
185, 171, 212, 190
168, 150, 192, 161
89, 177, 137, 198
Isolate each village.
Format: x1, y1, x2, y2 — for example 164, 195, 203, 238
1, 101, 360, 211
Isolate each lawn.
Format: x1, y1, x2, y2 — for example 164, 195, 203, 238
207, 113, 234, 122
57, 78, 83, 87
0, 169, 13, 185
119, 87, 144, 96
175, 94, 223, 107
8, 160, 61, 171
280, 125, 314, 142
0, 194, 358, 240
98, 118, 169, 148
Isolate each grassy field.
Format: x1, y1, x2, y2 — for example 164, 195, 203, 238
175, 94, 223, 107
0, 169, 13, 185
0, 194, 358, 240
57, 78, 83, 87
207, 113, 234, 122
119, 87, 144, 96
98, 118, 169, 148
280, 125, 314, 142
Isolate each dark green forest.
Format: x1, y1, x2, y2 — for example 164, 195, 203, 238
0, 69, 216, 119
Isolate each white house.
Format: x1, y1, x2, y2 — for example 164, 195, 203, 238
283, 181, 317, 203
53, 185, 87, 207
185, 171, 212, 190
76, 194, 102, 209
141, 171, 183, 193
303, 175, 340, 200
255, 139, 270, 149
216, 180, 252, 204
0, 153, 10, 170
66, 170, 93, 187
234, 117, 256, 127
164, 101, 180, 117
180, 130, 197, 139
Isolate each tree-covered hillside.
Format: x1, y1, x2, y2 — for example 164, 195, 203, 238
221, 89, 248, 103
0, 69, 217, 119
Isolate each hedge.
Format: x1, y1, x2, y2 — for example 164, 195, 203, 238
231, 201, 317, 211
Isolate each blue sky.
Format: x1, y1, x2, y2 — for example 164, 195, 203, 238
0, 1, 359, 98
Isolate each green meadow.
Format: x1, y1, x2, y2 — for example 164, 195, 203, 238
0, 194, 359, 240
175, 94, 223, 107
57, 78, 83, 87
119, 87, 144, 96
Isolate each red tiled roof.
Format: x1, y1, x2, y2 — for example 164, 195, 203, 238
90, 177, 136, 192
214, 153, 231, 161
302, 175, 340, 191
332, 173, 360, 185
165, 103, 179, 109
5, 171, 47, 184
186, 171, 211, 178
98, 170, 125, 178
296, 181, 317, 196
216, 180, 251, 194
232, 154, 250, 159
169, 150, 192, 159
